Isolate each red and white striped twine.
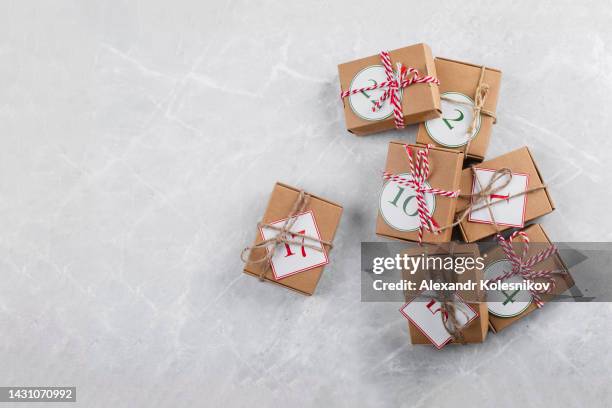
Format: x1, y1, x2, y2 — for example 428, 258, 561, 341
340, 51, 439, 129
493, 231, 560, 308
382, 144, 460, 244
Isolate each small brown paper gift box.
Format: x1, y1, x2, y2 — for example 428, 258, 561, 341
243, 182, 343, 295
402, 243, 489, 346
483, 224, 574, 333
416, 57, 502, 162
456, 146, 554, 243
338, 43, 441, 136
376, 142, 463, 243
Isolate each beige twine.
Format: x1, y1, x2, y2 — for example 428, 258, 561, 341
240, 191, 333, 281
415, 244, 470, 343
437, 259, 470, 344
440, 66, 497, 156
440, 294, 470, 344
438, 167, 547, 233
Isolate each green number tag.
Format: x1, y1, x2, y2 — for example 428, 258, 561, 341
501, 289, 521, 305
360, 79, 378, 106
442, 109, 464, 130
388, 186, 418, 217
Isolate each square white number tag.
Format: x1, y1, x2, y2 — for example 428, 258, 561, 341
468, 168, 530, 228
259, 210, 329, 280
400, 295, 478, 349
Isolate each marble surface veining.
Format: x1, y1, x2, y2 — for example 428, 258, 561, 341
1, 1, 611, 407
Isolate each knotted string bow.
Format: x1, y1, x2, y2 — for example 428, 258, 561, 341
470, 67, 496, 131
411, 245, 472, 344
240, 191, 333, 281
340, 51, 440, 129
383, 144, 460, 244
436, 260, 470, 344
409, 291, 471, 345
439, 295, 471, 343
492, 231, 562, 308
440, 166, 547, 232
440, 66, 497, 153
451, 167, 513, 227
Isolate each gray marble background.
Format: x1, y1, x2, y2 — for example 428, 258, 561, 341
1, 1, 611, 407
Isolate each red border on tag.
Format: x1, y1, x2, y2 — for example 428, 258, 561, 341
467, 167, 530, 228
399, 294, 479, 350
258, 210, 329, 281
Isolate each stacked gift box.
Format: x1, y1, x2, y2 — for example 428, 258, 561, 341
241, 42, 574, 350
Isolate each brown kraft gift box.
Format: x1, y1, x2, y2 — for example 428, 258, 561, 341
402, 243, 489, 346
376, 142, 463, 243
243, 182, 343, 295
416, 57, 502, 161
338, 43, 441, 136
456, 146, 554, 242
483, 224, 574, 333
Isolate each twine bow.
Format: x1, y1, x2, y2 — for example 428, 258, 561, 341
414, 246, 471, 344
436, 261, 470, 344
410, 291, 471, 345
440, 66, 497, 153
439, 296, 470, 344
445, 167, 547, 232
493, 231, 561, 308
383, 144, 460, 244
340, 51, 440, 129
240, 191, 333, 281
469, 66, 497, 132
